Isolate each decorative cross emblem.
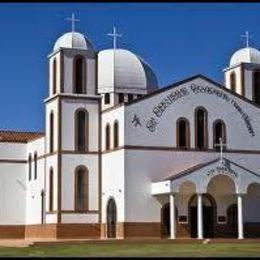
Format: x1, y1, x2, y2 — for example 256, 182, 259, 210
215, 137, 227, 163
241, 31, 252, 48
132, 114, 142, 127
107, 26, 122, 49
66, 13, 80, 32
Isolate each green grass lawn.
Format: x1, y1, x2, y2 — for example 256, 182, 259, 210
0, 242, 259, 257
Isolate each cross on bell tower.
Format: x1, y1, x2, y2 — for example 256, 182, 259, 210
107, 26, 122, 49
66, 13, 80, 32
241, 31, 252, 48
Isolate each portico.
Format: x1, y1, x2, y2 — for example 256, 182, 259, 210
152, 157, 260, 239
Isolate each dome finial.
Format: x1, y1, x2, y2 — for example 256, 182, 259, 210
107, 26, 122, 49
241, 31, 252, 48
66, 13, 80, 32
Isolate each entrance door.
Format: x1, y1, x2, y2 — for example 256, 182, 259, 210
189, 194, 215, 238
227, 204, 238, 238
107, 198, 117, 238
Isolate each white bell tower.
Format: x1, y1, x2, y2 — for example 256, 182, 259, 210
224, 31, 260, 105
43, 14, 101, 236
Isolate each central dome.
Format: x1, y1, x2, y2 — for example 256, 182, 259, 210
230, 47, 260, 66
97, 49, 158, 94
53, 32, 93, 52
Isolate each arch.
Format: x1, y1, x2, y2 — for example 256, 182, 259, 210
176, 117, 190, 149
73, 55, 86, 94
106, 197, 117, 238
230, 72, 236, 92
52, 58, 57, 95
178, 180, 197, 194
104, 93, 110, 105
213, 119, 227, 150
34, 152, 37, 180
195, 106, 208, 149
49, 111, 54, 153
113, 120, 119, 148
247, 182, 260, 195
161, 202, 178, 238
253, 70, 260, 105
188, 193, 216, 238
206, 174, 236, 195
74, 166, 89, 211
49, 167, 54, 212
28, 154, 32, 181
74, 109, 89, 152
105, 124, 111, 150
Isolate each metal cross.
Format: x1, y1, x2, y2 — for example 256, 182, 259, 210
107, 26, 122, 49
241, 31, 252, 48
215, 137, 227, 163
66, 13, 80, 32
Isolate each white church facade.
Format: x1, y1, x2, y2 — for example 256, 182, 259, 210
1, 22, 260, 240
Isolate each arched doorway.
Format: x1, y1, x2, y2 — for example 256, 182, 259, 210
161, 203, 178, 238
227, 204, 238, 238
106, 198, 117, 238
189, 194, 216, 238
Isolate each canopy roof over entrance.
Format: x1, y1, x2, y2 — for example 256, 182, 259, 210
151, 157, 260, 195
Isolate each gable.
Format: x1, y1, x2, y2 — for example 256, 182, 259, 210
124, 74, 260, 150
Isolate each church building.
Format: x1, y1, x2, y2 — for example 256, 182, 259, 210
0, 19, 260, 240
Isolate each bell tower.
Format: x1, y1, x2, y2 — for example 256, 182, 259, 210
43, 14, 101, 235
224, 32, 260, 105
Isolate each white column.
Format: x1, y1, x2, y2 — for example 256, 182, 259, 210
197, 193, 203, 239
237, 194, 244, 239
170, 193, 176, 239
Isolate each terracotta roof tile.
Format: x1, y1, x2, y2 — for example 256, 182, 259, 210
0, 130, 45, 143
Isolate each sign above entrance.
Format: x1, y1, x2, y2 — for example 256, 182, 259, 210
206, 164, 238, 179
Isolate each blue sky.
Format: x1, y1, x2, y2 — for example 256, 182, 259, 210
1, 3, 260, 132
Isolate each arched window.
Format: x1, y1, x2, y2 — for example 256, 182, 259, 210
195, 107, 208, 149
49, 168, 54, 212
75, 166, 88, 211
105, 124, 110, 150
253, 71, 260, 105
105, 93, 110, 104
34, 152, 37, 180
114, 121, 119, 148
49, 112, 54, 153
176, 118, 190, 149
213, 120, 226, 150
52, 58, 57, 95
230, 72, 236, 92
118, 93, 124, 103
74, 56, 85, 94
28, 154, 32, 181
75, 109, 88, 151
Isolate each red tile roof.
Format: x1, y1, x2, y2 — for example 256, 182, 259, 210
0, 130, 45, 143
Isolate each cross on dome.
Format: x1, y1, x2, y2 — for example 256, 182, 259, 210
107, 26, 122, 49
66, 13, 80, 32
241, 31, 252, 48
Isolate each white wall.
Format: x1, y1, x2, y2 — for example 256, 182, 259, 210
25, 137, 45, 224
102, 150, 125, 223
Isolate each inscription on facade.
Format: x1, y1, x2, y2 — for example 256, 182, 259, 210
131, 83, 255, 137
206, 166, 238, 178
